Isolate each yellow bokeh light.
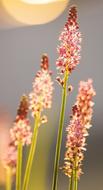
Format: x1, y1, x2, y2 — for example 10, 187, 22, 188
22, 0, 57, 4
1, 0, 69, 25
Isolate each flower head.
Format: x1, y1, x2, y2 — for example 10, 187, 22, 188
17, 94, 29, 120
63, 79, 96, 178
29, 54, 54, 123
56, 6, 82, 76
3, 142, 17, 174
76, 79, 96, 128
0, 111, 17, 177
10, 95, 32, 146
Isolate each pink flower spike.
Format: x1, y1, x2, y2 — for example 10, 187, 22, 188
63, 79, 96, 178
56, 6, 82, 76
29, 54, 54, 120
10, 95, 32, 146
3, 142, 17, 174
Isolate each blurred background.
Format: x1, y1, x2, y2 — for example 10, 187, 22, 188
0, 0, 103, 190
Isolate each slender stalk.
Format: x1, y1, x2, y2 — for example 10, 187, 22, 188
52, 71, 68, 190
16, 141, 23, 190
74, 171, 78, 190
22, 114, 40, 190
73, 157, 78, 190
69, 172, 73, 190
6, 167, 12, 190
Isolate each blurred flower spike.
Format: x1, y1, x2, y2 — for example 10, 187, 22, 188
29, 54, 54, 124
10, 95, 32, 146
3, 142, 17, 175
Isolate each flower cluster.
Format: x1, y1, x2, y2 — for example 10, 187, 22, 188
0, 111, 17, 174
29, 54, 54, 123
2, 95, 32, 174
10, 118, 32, 146
10, 95, 32, 146
63, 79, 96, 178
76, 79, 96, 128
56, 6, 82, 76
3, 142, 17, 174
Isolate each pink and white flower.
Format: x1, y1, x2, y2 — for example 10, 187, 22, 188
29, 54, 54, 122
56, 6, 82, 75
63, 79, 96, 178
10, 95, 32, 146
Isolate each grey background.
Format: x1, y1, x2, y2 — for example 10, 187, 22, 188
0, 0, 103, 190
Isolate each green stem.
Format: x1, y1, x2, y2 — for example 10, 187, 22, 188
73, 158, 78, 190
69, 172, 73, 190
52, 71, 68, 190
6, 167, 12, 190
73, 171, 78, 190
22, 115, 40, 190
16, 141, 23, 190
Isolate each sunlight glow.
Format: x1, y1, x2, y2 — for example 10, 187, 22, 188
22, 0, 57, 4
2, 0, 69, 25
